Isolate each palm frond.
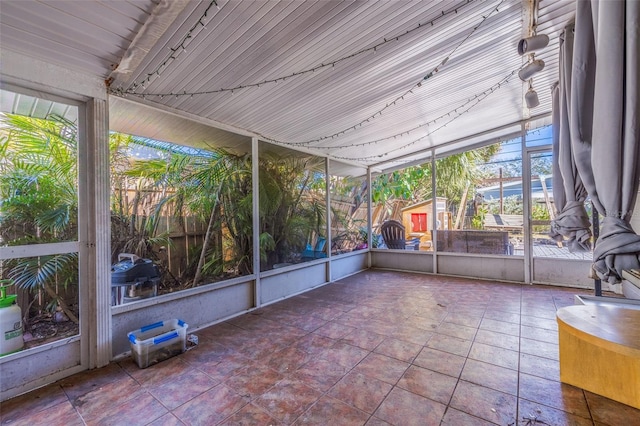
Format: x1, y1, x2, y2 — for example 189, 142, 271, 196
8, 253, 78, 291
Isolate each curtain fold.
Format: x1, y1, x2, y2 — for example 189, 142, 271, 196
549, 23, 592, 253
562, 0, 640, 283
589, 0, 640, 283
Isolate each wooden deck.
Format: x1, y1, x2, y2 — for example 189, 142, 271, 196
483, 214, 524, 232
514, 244, 594, 260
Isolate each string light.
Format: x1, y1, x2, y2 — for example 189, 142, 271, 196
343, 131, 516, 166
312, 70, 516, 150
332, 68, 520, 162
252, 63, 521, 162
112, 0, 511, 167
117, 0, 220, 94
114, 0, 479, 97
258, 0, 505, 147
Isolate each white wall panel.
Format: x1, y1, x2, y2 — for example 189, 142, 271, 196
0, 340, 83, 401
437, 253, 524, 282
533, 258, 593, 289
371, 250, 433, 274
260, 263, 328, 305
330, 252, 368, 281
111, 280, 253, 357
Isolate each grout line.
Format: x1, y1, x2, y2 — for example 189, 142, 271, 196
515, 284, 523, 425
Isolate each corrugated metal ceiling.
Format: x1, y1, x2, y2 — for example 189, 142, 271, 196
0, 0, 161, 76
0, 0, 576, 175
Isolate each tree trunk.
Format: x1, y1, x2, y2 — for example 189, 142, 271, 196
192, 202, 218, 287
42, 282, 79, 324
454, 184, 470, 230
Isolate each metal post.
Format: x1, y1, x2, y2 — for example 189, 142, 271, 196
431, 151, 438, 274
367, 166, 372, 268
252, 137, 261, 307
592, 201, 602, 296
499, 167, 504, 214
85, 97, 111, 368
325, 158, 331, 282
522, 124, 532, 283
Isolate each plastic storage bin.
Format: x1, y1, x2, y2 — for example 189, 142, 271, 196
128, 319, 188, 368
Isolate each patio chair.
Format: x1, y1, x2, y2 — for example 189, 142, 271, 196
380, 220, 406, 249
301, 237, 327, 260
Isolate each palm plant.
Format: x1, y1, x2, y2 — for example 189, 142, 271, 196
258, 153, 326, 270
119, 145, 254, 286
0, 113, 80, 323
111, 143, 328, 283
1, 112, 334, 315
371, 144, 501, 211
123, 147, 328, 275
110, 134, 188, 264
178, 149, 253, 284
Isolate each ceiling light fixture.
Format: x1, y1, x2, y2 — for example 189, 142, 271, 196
517, 34, 549, 55
519, 1, 545, 111
518, 59, 545, 81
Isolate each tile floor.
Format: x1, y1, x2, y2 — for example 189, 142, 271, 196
2, 270, 640, 425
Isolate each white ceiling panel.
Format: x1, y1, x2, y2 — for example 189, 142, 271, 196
109, 96, 252, 154
0, 0, 160, 76
0, 89, 78, 122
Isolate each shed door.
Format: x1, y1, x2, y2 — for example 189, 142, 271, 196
411, 213, 427, 232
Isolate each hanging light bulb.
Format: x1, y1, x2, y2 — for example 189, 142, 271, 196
525, 81, 539, 108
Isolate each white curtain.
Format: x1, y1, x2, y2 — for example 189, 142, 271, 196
560, 0, 640, 283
